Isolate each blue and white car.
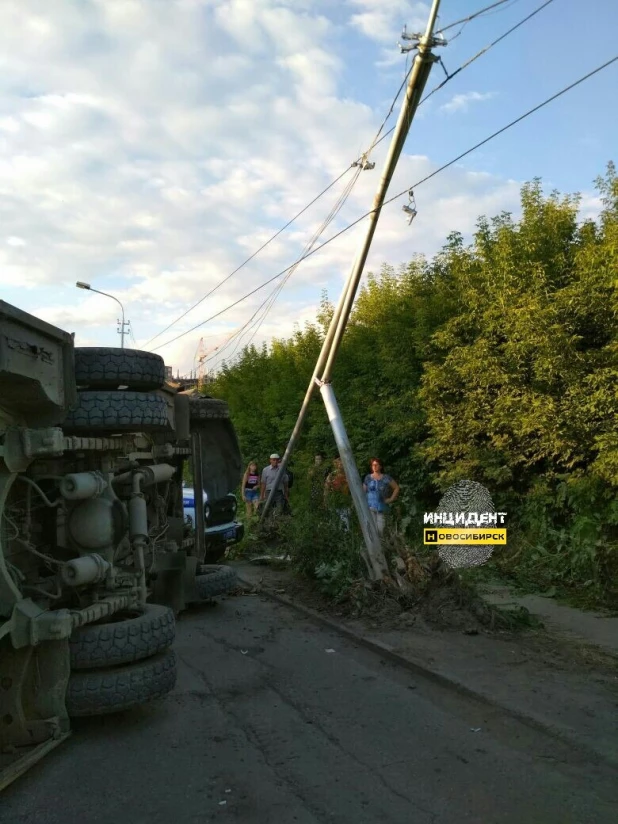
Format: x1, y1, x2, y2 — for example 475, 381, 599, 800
183, 485, 244, 563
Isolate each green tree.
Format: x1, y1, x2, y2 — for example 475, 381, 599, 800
207, 165, 618, 605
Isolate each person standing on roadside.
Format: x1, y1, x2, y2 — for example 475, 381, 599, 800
241, 460, 261, 519
260, 453, 289, 515
324, 456, 351, 530
363, 458, 399, 537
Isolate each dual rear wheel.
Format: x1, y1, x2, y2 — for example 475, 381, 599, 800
66, 567, 238, 717
64, 347, 237, 717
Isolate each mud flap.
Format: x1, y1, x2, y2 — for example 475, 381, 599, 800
0, 636, 71, 791
150, 551, 203, 614
0, 730, 71, 793
150, 550, 191, 616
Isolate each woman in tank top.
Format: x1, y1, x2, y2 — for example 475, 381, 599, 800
242, 460, 261, 518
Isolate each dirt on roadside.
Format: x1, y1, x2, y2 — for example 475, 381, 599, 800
237, 556, 524, 629
230, 557, 618, 768
232, 559, 618, 680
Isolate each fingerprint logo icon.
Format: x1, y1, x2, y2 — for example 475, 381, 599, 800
435, 480, 497, 569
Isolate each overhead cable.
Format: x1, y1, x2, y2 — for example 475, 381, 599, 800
436, 0, 519, 34
150, 55, 617, 354
207, 167, 363, 369
139, 166, 352, 347
142, 66, 415, 350
143, 0, 549, 351
208, 2, 557, 368
370, 0, 556, 151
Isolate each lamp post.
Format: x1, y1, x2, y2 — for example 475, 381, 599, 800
76, 281, 128, 348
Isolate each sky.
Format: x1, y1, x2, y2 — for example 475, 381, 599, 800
1, 0, 616, 377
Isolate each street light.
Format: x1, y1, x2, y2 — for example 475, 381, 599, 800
75, 281, 129, 349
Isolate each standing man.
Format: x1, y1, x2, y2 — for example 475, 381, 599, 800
260, 453, 289, 515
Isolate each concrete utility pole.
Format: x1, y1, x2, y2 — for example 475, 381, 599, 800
262, 0, 444, 578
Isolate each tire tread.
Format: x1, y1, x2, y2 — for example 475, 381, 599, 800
74, 348, 166, 391
194, 564, 238, 599
66, 650, 177, 717
64, 390, 170, 433
69, 605, 175, 670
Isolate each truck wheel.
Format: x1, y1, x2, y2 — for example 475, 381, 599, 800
188, 397, 230, 421
74, 348, 166, 391
194, 564, 238, 599
66, 650, 177, 718
63, 391, 170, 434
69, 605, 175, 670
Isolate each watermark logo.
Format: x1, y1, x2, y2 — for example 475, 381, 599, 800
423, 480, 506, 569
423, 528, 507, 545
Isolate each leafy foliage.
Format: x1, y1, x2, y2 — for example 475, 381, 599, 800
281, 506, 364, 600
209, 165, 618, 608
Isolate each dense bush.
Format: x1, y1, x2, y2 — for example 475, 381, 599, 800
210, 165, 618, 607
280, 505, 365, 599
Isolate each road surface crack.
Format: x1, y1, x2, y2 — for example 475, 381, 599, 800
267, 683, 438, 818
177, 652, 329, 823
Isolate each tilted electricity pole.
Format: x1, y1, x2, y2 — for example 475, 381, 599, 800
262, 0, 445, 578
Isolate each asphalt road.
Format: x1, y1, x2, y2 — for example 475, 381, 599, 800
2, 593, 617, 824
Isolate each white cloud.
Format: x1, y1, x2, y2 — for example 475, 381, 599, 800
348, 0, 428, 44
441, 91, 496, 114
578, 193, 603, 222
0, 0, 531, 376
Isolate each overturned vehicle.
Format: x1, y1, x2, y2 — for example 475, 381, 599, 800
0, 301, 242, 789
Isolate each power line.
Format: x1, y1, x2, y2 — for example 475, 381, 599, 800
145, 63, 416, 354
382, 54, 618, 210
436, 0, 519, 34
151, 250, 326, 353
231, 173, 361, 361
142, 67, 414, 351
149, 1, 558, 354
145, 1, 545, 353
369, 64, 413, 149
215, 3, 556, 365
150, 54, 617, 354
140, 166, 352, 348
335, 54, 618, 253
208, 171, 362, 369
238, 290, 282, 355
213, 253, 307, 369
369, 0, 556, 151
213, 294, 275, 370
431, 0, 554, 95
207, 167, 363, 369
